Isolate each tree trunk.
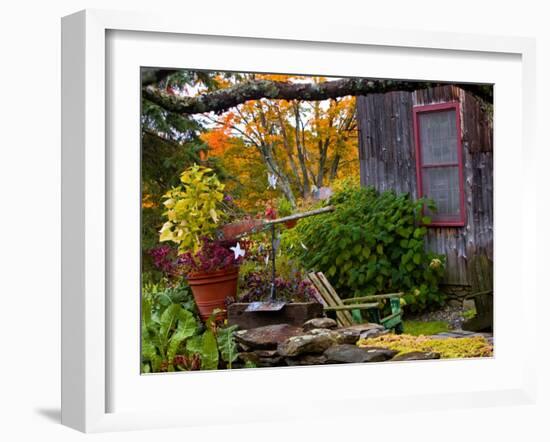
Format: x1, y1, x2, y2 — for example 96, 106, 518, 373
293, 103, 311, 198
329, 154, 340, 181
259, 143, 297, 208
276, 107, 303, 195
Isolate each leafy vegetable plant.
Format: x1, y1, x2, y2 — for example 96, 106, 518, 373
141, 300, 198, 372
141, 285, 241, 373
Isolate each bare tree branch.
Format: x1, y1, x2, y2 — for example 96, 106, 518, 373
142, 77, 492, 115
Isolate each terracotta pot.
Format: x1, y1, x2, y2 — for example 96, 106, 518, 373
284, 219, 297, 229
187, 267, 239, 321
220, 219, 263, 240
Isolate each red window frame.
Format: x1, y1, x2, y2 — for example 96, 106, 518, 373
413, 102, 466, 227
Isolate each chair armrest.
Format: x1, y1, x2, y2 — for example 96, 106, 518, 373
341, 292, 404, 304
324, 303, 379, 312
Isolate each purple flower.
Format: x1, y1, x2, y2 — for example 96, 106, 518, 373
239, 269, 316, 303
176, 238, 250, 276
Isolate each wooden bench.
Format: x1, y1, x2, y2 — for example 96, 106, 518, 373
306, 272, 404, 333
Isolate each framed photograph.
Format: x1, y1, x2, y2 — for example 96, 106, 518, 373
61, 9, 537, 433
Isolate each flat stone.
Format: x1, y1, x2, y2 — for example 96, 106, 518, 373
228, 302, 323, 330
333, 323, 387, 344
463, 299, 477, 311
391, 351, 441, 361
285, 354, 329, 366
234, 324, 303, 350
303, 317, 338, 331
429, 330, 493, 340
255, 349, 279, 357
238, 350, 284, 367
324, 344, 397, 363
277, 329, 338, 357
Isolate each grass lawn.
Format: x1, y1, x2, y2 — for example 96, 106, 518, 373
402, 320, 450, 336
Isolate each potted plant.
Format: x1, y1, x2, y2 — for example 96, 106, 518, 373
177, 238, 248, 321
158, 164, 247, 321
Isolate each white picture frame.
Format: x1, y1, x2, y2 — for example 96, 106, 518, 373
61, 9, 538, 433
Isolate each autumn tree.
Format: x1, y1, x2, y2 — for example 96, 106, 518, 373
198, 74, 359, 208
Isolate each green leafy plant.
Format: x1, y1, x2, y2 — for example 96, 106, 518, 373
186, 329, 219, 370
284, 184, 446, 312
141, 300, 198, 373
216, 324, 239, 369
174, 311, 241, 371
159, 164, 226, 253
276, 197, 294, 218
143, 280, 197, 314
141, 289, 241, 372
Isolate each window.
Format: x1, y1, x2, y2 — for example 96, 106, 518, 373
413, 102, 465, 226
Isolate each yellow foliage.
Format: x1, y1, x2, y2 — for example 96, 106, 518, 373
141, 193, 157, 209
357, 334, 493, 359
159, 164, 225, 253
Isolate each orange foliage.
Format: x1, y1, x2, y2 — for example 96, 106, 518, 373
199, 112, 235, 157
197, 74, 360, 210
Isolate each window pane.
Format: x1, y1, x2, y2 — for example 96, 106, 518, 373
422, 166, 461, 221
418, 109, 457, 164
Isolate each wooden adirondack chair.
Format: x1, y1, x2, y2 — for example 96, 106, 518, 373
306, 271, 404, 333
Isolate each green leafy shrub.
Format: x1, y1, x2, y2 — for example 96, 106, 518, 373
284, 184, 446, 312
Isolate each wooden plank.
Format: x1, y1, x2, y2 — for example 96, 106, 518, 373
341, 292, 403, 303
307, 273, 351, 327
315, 272, 355, 325
306, 273, 330, 306
324, 303, 379, 311
305, 276, 328, 306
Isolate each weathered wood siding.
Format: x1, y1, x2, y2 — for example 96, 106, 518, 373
357, 86, 493, 293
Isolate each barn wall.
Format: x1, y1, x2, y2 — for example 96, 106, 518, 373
357, 86, 493, 294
